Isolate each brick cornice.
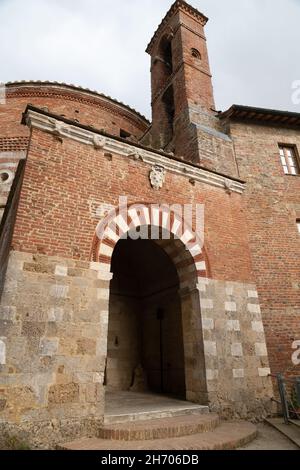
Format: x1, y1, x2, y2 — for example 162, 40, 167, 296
0, 137, 29, 152
23, 107, 245, 194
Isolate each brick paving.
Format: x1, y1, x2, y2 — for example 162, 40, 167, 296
99, 414, 219, 440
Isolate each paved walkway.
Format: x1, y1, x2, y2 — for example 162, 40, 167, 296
239, 423, 298, 450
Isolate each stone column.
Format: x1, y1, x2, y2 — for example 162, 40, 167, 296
179, 284, 208, 405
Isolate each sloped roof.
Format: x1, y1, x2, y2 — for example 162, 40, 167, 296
219, 104, 300, 128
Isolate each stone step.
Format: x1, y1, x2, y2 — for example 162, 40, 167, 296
99, 414, 220, 441
104, 404, 209, 425
58, 421, 257, 451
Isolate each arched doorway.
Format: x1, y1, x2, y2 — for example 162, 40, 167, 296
106, 237, 186, 398
92, 203, 209, 411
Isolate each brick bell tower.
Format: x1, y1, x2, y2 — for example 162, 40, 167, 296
143, 0, 217, 164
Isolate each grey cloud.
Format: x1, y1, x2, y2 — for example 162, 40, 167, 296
0, 0, 299, 118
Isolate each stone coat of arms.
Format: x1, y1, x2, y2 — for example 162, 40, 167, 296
149, 165, 166, 190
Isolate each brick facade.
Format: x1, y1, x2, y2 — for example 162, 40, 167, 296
223, 120, 300, 379
0, 82, 149, 226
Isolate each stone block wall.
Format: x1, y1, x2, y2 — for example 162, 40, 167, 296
0, 253, 275, 448
197, 278, 274, 420
0, 251, 110, 449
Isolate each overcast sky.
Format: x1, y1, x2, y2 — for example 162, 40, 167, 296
0, 0, 299, 118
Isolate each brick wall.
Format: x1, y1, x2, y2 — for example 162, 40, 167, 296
11, 126, 253, 284
0, 83, 148, 140
0, 83, 149, 223
228, 120, 300, 378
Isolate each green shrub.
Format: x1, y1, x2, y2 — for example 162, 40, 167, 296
3, 434, 31, 451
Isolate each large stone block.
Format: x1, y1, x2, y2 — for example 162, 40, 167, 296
76, 339, 97, 355
39, 338, 59, 357
48, 383, 80, 404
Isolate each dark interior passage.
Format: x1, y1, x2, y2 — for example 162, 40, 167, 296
106, 237, 186, 398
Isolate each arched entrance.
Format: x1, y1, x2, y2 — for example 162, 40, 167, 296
92, 203, 209, 411
106, 236, 186, 397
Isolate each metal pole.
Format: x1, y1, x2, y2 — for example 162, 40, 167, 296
157, 308, 164, 393
296, 378, 300, 403
277, 373, 290, 424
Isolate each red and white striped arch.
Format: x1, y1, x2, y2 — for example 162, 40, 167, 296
91, 202, 209, 287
